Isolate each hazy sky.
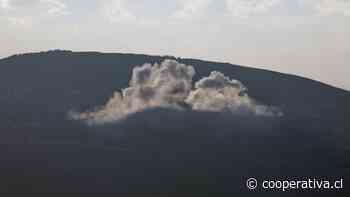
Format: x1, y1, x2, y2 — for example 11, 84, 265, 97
0, 0, 349, 90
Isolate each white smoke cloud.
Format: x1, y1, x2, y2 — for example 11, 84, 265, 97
186, 71, 250, 112
71, 59, 282, 125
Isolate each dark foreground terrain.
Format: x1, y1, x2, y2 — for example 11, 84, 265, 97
0, 50, 349, 196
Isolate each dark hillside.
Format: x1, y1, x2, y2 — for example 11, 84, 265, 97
0, 51, 349, 196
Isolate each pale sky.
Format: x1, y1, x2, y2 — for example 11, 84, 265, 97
0, 0, 349, 90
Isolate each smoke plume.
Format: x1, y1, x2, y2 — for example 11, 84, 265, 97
71, 59, 282, 124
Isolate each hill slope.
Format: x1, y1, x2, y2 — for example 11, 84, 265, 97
1, 50, 349, 117
0, 50, 349, 196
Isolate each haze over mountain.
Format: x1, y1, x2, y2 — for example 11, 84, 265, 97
0, 50, 349, 196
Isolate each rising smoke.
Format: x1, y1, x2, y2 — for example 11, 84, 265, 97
70, 59, 282, 125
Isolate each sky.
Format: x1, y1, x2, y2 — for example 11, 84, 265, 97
0, 0, 349, 90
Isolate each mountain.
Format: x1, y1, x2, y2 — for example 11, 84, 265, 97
0, 50, 349, 196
